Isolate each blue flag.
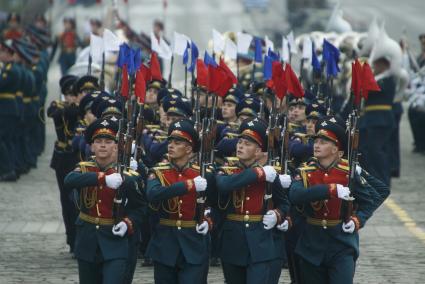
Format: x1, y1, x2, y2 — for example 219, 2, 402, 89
117, 43, 130, 68
322, 39, 340, 78
127, 48, 136, 75
134, 48, 142, 71
188, 41, 199, 73
254, 38, 263, 63
204, 51, 217, 67
263, 55, 272, 80
268, 49, 280, 62
183, 42, 190, 65
311, 43, 321, 72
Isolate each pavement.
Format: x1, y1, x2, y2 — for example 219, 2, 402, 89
1, 0, 425, 283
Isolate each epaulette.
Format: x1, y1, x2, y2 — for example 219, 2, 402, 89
297, 164, 318, 173
152, 162, 172, 171
78, 161, 96, 172
335, 159, 349, 173
123, 169, 140, 177
6, 63, 12, 70
219, 166, 239, 175
224, 156, 239, 166
217, 120, 226, 126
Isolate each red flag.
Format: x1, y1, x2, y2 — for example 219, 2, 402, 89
208, 65, 223, 93
121, 65, 129, 99
284, 64, 304, 98
196, 59, 209, 88
351, 59, 362, 105
219, 59, 238, 85
141, 64, 151, 83
135, 66, 146, 103
271, 61, 286, 99
150, 52, 163, 81
361, 62, 381, 101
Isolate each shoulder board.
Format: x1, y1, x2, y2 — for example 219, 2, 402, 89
6, 63, 12, 70
78, 161, 96, 167
152, 163, 172, 171
219, 166, 239, 175
216, 120, 225, 125
123, 169, 140, 177
191, 164, 200, 170
298, 165, 317, 172
335, 163, 350, 173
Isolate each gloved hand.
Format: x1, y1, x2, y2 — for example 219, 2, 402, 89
279, 174, 292, 188
336, 184, 352, 201
105, 173, 123, 189
262, 166, 277, 183
131, 141, 136, 155
342, 220, 356, 234
130, 157, 138, 171
196, 221, 209, 235
112, 221, 128, 237
277, 219, 289, 232
262, 210, 277, 230
193, 176, 207, 192
356, 165, 362, 175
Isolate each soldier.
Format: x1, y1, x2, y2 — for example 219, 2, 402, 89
215, 118, 290, 284
53, 17, 80, 75
289, 117, 382, 284
2, 13, 23, 40
64, 117, 145, 284
0, 40, 20, 181
47, 75, 80, 253
145, 118, 215, 283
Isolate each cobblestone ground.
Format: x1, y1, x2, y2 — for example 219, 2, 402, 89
1, 1, 425, 283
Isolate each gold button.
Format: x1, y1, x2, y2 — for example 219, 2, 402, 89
246, 197, 250, 201
98, 213, 102, 217
179, 214, 183, 218
245, 223, 249, 228
245, 211, 249, 214
96, 225, 99, 229
308, 174, 311, 177
244, 215, 250, 222
321, 219, 327, 229
98, 200, 102, 203
324, 173, 328, 177
324, 213, 328, 217
177, 227, 181, 230
95, 217, 99, 223
178, 174, 182, 177
179, 200, 183, 204
99, 186, 103, 189
176, 220, 182, 227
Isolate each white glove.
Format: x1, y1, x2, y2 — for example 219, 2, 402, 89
262, 166, 277, 183
105, 173, 123, 189
193, 176, 207, 192
355, 165, 362, 175
196, 221, 209, 235
130, 157, 138, 171
277, 219, 289, 232
112, 221, 128, 237
342, 220, 356, 234
131, 141, 136, 155
336, 184, 352, 201
262, 210, 277, 230
279, 174, 292, 188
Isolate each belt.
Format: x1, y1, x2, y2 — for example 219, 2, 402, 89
23, 97, 31, 103
0, 93, 16, 100
79, 212, 114, 225
307, 217, 341, 228
32, 96, 40, 102
16, 92, 23, 98
227, 214, 263, 222
159, 218, 196, 228
364, 105, 392, 112
56, 140, 72, 150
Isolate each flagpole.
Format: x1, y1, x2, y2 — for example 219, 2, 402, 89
167, 55, 174, 88
184, 65, 188, 98
88, 54, 92, 75
100, 52, 106, 90
236, 55, 240, 82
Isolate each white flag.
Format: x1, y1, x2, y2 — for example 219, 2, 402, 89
281, 37, 289, 62
90, 33, 104, 62
287, 31, 298, 54
103, 29, 122, 52
212, 29, 225, 54
265, 35, 274, 53
237, 32, 253, 55
302, 37, 312, 60
151, 31, 172, 60
173, 31, 191, 56
224, 38, 237, 60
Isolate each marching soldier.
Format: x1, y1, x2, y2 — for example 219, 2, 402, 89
53, 17, 80, 75
289, 116, 383, 284
216, 118, 290, 284
64, 117, 145, 284
146, 118, 215, 283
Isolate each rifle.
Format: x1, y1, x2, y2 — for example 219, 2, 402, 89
265, 92, 279, 210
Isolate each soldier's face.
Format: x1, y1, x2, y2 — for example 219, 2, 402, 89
237, 138, 261, 162
168, 139, 192, 160
91, 138, 118, 159
166, 114, 183, 128
84, 110, 96, 124
306, 119, 317, 136
313, 138, 338, 159
292, 105, 306, 123
222, 102, 236, 120
146, 88, 158, 104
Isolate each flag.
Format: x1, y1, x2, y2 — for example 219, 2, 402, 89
265, 35, 274, 52
287, 31, 297, 54
150, 52, 163, 81
322, 39, 340, 78
285, 64, 304, 98
219, 58, 237, 84
121, 65, 129, 98
212, 29, 225, 54
188, 41, 199, 72
183, 42, 190, 65
151, 31, 172, 60
208, 64, 221, 93
173, 31, 190, 56
351, 59, 362, 105
204, 51, 217, 67
263, 55, 273, 81
311, 43, 321, 72
268, 49, 280, 61
135, 66, 146, 103
302, 37, 312, 60
237, 32, 253, 55
361, 61, 380, 100
141, 64, 151, 82
103, 29, 122, 52
281, 37, 289, 62
117, 43, 130, 68
196, 59, 209, 88
224, 38, 237, 60
127, 48, 136, 75
90, 33, 104, 63
271, 61, 286, 99
254, 37, 263, 63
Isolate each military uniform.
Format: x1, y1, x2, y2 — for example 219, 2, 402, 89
64, 118, 145, 284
